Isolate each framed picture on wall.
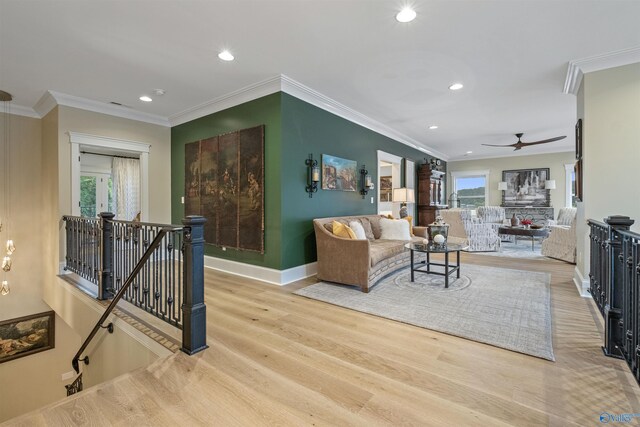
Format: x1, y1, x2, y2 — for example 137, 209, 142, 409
0, 311, 55, 364
575, 119, 582, 160
321, 154, 357, 191
380, 176, 392, 201
502, 168, 551, 207
575, 159, 583, 202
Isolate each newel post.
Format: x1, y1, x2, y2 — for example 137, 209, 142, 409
98, 212, 115, 300
603, 215, 634, 358
181, 215, 208, 355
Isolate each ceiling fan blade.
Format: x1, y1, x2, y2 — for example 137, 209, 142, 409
521, 136, 567, 145
481, 143, 517, 147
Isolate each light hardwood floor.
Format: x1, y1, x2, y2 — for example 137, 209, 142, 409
6, 253, 640, 426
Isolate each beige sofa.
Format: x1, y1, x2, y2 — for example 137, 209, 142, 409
313, 215, 427, 293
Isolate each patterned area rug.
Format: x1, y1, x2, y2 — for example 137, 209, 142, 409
295, 265, 554, 361
476, 239, 548, 260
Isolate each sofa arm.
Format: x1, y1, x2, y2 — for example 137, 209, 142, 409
313, 221, 370, 289
413, 226, 428, 238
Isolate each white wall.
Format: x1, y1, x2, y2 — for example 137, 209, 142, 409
447, 151, 576, 210
576, 63, 640, 283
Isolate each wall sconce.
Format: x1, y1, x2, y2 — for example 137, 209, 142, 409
360, 165, 373, 198
305, 154, 320, 198
497, 181, 508, 192
545, 180, 556, 190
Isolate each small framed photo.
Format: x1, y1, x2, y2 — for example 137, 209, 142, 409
0, 310, 55, 364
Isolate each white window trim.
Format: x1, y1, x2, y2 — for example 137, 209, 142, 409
69, 132, 150, 221
449, 170, 491, 207
564, 163, 574, 208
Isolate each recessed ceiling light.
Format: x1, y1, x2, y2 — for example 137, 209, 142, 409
429, 125, 438, 130
218, 50, 234, 61
396, 7, 417, 23
139, 95, 152, 102
466, 151, 473, 154
449, 83, 464, 91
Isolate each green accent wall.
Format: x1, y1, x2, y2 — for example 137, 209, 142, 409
171, 93, 282, 269
171, 91, 444, 270
280, 93, 439, 269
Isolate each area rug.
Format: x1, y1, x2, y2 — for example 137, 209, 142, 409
295, 265, 554, 361
475, 240, 548, 260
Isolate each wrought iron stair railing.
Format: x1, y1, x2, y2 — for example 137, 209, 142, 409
588, 215, 640, 384
62, 213, 208, 390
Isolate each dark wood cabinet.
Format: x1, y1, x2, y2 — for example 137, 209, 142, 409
417, 164, 447, 226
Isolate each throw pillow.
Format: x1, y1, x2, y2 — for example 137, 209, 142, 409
332, 220, 356, 239
403, 215, 414, 236
359, 218, 375, 240
379, 217, 411, 240
349, 221, 367, 240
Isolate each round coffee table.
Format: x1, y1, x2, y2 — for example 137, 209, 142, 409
498, 226, 549, 251
404, 242, 465, 288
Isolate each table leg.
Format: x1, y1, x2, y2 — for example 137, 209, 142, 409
456, 250, 460, 278
531, 236, 534, 251
445, 251, 449, 288
426, 252, 430, 272
410, 249, 414, 282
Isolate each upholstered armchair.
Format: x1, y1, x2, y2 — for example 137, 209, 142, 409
439, 209, 501, 252
541, 207, 577, 263
477, 206, 506, 226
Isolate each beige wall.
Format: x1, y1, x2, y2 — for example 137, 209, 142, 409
0, 112, 82, 422
1, 106, 172, 422
576, 63, 640, 280
57, 106, 171, 224
447, 151, 576, 210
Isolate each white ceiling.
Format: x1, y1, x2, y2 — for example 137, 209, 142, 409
1, 0, 639, 161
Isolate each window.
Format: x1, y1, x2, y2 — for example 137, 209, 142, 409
564, 163, 577, 207
80, 173, 113, 218
450, 170, 490, 210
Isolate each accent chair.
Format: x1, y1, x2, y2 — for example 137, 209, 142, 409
439, 208, 501, 252
541, 207, 578, 263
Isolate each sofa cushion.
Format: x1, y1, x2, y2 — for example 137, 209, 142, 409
370, 240, 407, 266
359, 218, 375, 240
349, 221, 367, 240
368, 216, 382, 239
332, 221, 356, 239
379, 217, 411, 240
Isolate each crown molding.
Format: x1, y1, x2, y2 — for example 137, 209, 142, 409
169, 76, 282, 126
2, 104, 40, 118
33, 91, 58, 117
279, 75, 449, 161
34, 90, 170, 126
169, 74, 448, 160
563, 46, 640, 95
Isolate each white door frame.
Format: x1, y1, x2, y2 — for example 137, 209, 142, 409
69, 132, 151, 221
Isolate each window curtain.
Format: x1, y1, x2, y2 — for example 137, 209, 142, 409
112, 157, 140, 220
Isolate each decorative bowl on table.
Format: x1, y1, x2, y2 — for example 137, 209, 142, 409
530, 224, 544, 230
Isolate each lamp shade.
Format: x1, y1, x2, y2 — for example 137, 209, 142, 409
545, 180, 556, 190
392, 187, 415, 203
497, 181, 508, 191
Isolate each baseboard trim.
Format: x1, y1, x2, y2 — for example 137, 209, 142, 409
203, 255, 317, 286
573, 267, 591, 298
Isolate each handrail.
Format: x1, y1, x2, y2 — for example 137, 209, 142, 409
71, 227, 176, 373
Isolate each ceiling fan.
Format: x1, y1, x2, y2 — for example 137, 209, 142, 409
482, 133, 566, 151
